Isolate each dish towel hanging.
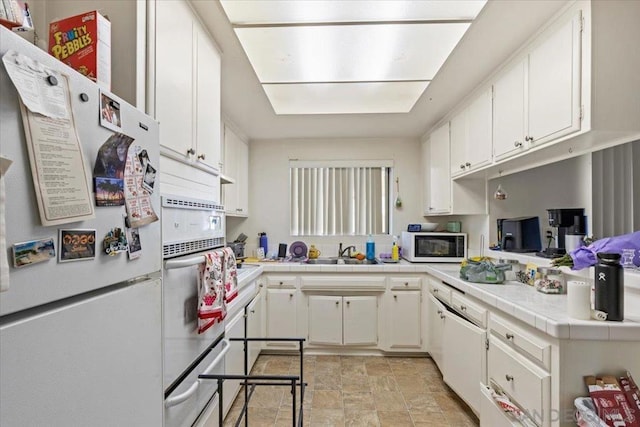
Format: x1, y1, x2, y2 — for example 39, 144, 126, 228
197, 251, 226, 334
223, 246, 238, 303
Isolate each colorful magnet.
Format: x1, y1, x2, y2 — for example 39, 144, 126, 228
103, 227, 128, 256
12, 237, 56, 268
58, 229, 96, 262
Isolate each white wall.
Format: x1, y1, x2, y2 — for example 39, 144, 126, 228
487, 154, 592, 248
227, 138, 423, 257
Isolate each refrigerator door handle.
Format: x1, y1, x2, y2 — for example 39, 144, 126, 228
164, 339, 230, 408
164, 254, 208, 270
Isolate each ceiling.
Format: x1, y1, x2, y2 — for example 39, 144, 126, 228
190, 0, 568, 141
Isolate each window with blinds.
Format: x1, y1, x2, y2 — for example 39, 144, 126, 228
290, 160, 391, 236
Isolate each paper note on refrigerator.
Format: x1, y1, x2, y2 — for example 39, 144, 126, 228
2, 50, 70, 119
18, 74, 95, 226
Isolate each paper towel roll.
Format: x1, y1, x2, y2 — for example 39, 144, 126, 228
567, 280, 591, 320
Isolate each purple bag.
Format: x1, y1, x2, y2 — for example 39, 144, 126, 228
570, 231, 640, 270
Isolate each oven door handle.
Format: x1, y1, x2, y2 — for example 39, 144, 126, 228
164, 339, 230, 408
164, 254, 209, 270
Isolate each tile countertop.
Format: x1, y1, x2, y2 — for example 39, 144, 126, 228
424, 263, 640, 342
243, 259, 640, 342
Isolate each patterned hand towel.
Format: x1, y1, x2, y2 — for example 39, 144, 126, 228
197, 251, 226, 333
223, 247, 238, 303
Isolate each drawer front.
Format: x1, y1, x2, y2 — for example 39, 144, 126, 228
480, 384, 526, 427
490, 314, 551, 369
489, 337, 550, 426
266, 275, 297, 289
389, 276, 421, 290
429, 279, 451, 305
451, 292, 487, 327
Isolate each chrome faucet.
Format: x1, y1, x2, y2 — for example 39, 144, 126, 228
338, 243, 356, 258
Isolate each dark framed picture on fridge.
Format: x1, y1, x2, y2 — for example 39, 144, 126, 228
58, 229, 96, 262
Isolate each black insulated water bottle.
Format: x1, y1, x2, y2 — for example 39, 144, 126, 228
594, 252, 624, 321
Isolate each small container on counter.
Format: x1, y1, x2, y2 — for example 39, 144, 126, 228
498, 258, 523, 281
535, 267, 565, 294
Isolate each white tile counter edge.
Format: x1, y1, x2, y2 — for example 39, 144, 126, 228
245, 260, 640, 341
423, 264, 640, 341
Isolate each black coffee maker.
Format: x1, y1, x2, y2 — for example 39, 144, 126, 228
537, 208, 586, 258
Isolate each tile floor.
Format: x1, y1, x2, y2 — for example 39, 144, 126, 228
224, 354, 479, 427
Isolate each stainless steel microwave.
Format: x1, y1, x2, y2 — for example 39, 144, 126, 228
400, 231, 467, 263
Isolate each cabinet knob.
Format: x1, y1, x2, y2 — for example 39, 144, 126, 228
279, 281, 283, 285
433, 289, 439, 293
335, 301, 339, 306
460, 164, 466, 170
404, 282, 409, 286
440, 314, 446, 319
187, 148, 195, 155
525, 136, 534, 142
505, 374, 514, 382
346, 301, 350, 306
437, 310, 442, 315
198, 153, 206, 160
506, 333, 514, 340
514, 141, 523, 147
237, 208, 244, 212
460, 305, 467, 311
250, 310, 255, 314
259, 284, 263, 288
394, 295, 397, 300
289, 293, 293, 298
465, 162, 471, 167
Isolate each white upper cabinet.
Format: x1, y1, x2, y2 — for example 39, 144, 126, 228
155, 0, 222, 174
155, 1, 193, 160
492, 9, 582, 164
527, 11, 581, 145
423, 123, 451, 214
194, 23, 222, 172
450, 88, 492, 177
223, 125, 249, 216
493, 59, 527, 160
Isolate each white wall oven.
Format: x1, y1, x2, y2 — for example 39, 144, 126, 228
161, 195, 228, 427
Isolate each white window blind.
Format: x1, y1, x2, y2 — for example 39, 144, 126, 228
290, 161, 391, 236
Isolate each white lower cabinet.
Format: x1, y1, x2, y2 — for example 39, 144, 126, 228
246, 290, 263, 369
266, 288, 298, 349
388, 290, 422, 349
442, 310, 486, 415
308, 295, 378, 346
426, 293, 446, 370
223, 310, 245, 416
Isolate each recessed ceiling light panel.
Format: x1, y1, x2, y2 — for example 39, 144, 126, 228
220, 0, 487, 25
262, 81, 430, 115
235, 23, 470, 83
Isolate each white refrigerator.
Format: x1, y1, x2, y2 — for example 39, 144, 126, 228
0, 27, 162, 425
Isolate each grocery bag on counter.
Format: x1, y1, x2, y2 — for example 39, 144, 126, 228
459, 258, 511, 284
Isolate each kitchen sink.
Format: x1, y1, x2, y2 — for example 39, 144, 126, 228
305, 257, 382, 265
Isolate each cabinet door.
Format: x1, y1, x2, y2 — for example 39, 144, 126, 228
223, 126, 249, 216
194, 23, 221, 172
466, 88, 493, 170
223, 310, 245, 415
528, 11, 581, 145
442, 312, 486, 414
246, 290, 263, 370
266, 289, 297, 348
343, 296, 378, 346
426, 294, 446, 370
389, 291, 422, 349
236, 136, 249, 215
155, 0, 193, 158
450, 111, 467, 177
493, 60, 527, 160
425, 123, 451, 214
308, 295, 343, 346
